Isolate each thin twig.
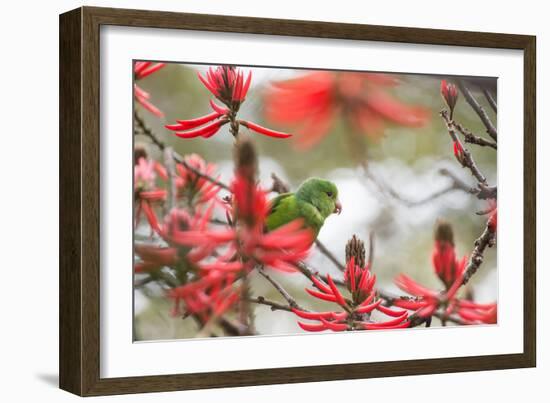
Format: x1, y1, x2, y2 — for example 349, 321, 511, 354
133, 276, 155, 288
461, 222, 496, 286
452, 121, 497, 150
134, 111, 230, 191
257, 268, 304, 310
163, 147, 177, 212
314, 240, 345, 271
438, 168, 496, 200
482, 88, 497, 113
440, 110, 488, 185
247, 296, 301, 313
362, 156, 494, 205
367, 231, 375, 270
458, 80, 497, 141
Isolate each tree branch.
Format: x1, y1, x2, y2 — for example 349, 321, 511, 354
362, 162, 494, 207
257, 267, 304, 310
440, 110, 488, 185
482, 88, 497, 113
452, 121, 497, 150
247, 296, 300, 313
461, 222, 496, 286
458, 80, 497, 141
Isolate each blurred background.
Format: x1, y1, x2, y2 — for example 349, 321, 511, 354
134, 63, 497, 340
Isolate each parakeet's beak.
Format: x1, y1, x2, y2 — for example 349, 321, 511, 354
334, 200, 342, 215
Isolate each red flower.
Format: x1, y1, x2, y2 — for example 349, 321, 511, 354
166, 65, 291, 140
432, 240, 467, 290
198, 65, 252, 105
134, 155, 222, 233
134, 61, 165, 117
393, 273, 462, 319
174, 154, 223, 205
134, 244, 178, 273
263, 71, 430, 150
294, 257, 410, 332
432, 220, 468, 289
134, 157, 168, 233
168, 271, 241, 320
392, 220, 481, 321
456, 300, 497, 325
441, 79, 459, 119
134, 205, 242, 321
394, 254, 497, 325
134, 157, 157, 190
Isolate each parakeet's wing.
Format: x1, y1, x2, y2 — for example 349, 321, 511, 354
266, 193, 296, 231
266, 193, 324, 237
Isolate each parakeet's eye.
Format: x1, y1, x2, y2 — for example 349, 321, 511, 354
326, 191, 333, 197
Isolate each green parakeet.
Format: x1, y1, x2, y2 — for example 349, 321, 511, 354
266, 178, 342, 239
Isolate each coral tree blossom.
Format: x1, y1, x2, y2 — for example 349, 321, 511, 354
134, 61, 166, 117
136, 205, 244, 319
393, 221, 497, 325
168, 270, 241, 320
263, 71, 430, 149
293, 236, 410, 332
134, 153, 221, 232
165, 65, 292, 139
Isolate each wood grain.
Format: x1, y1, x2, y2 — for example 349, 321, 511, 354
59, 7, 83, 395
59, 6, 537, 396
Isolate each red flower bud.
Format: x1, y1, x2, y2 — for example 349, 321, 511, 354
441, 79, 459, 119
453, 141, 466, 166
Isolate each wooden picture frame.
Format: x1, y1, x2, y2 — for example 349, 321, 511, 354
59, 6, 536, 396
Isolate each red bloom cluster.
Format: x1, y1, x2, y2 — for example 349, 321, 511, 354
441, 79, 459, 119
134, 206, 237, 320
134, 154, 221, 232
393, 220, 497, 325
172, 154, 222, 205
293, 257, 410, 332
134, 155, 167, 233
134, 61, 166, 117
264, 71, 430, 150
199, 65, 252, 105
136, 155, 218, 202
168, 271, 241, 320
165, 65, 291, 139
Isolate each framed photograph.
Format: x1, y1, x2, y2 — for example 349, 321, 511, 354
59, 6, 536, 396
